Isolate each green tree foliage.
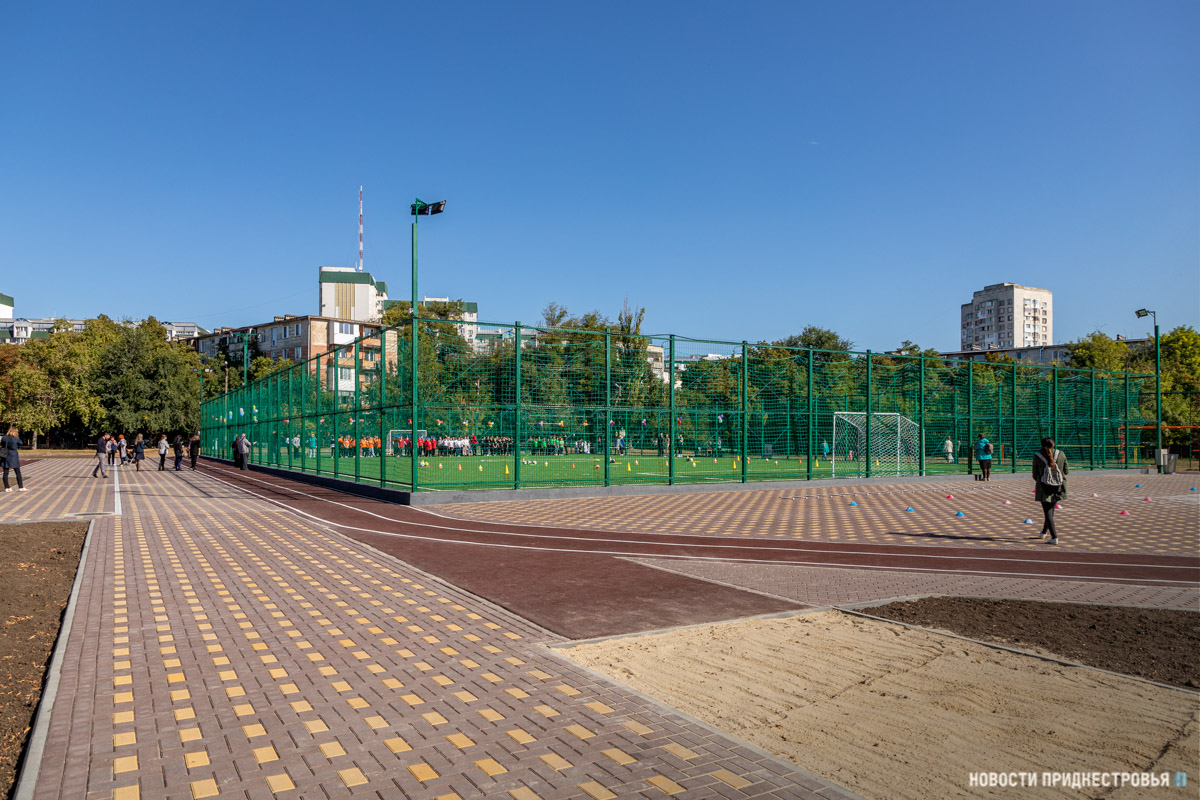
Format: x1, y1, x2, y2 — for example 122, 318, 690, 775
1067, 331, 1131, 371
89, 318, 203, 434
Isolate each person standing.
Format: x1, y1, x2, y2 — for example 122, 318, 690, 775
1, 426, 26, 492
974, 431, 993, 482
943, 435, 955, 463
92, 433, 110, 478
106, 435, 117, 466
117, 434, 127, 466
1033, 437, 1068, 545
236, 433, 251, 470
172, 435, 185, 471
157, 434, 169, 471
188, 432, 200, 470
132, 433, 145, 472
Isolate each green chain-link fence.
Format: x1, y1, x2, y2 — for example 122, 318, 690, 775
201, 318, 1155, 492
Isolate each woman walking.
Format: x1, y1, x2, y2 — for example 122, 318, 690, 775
188, 432, 200, 471
1, 426, 26, 493
1033, 437, 1068, 545
133, 433, 146, 472
172, 435, 185, 471
157, 434, 169, 471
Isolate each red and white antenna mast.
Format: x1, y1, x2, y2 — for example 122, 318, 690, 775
357, 186, 364, 272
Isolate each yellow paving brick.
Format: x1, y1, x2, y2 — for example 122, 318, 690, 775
623, 720, 654, 736
265, 773, 295, 793
319, 741, 346, 758
647, 775, 686, 795
577, 782, 617, 800
242, 723, 267, 738
113, 710, 135, 724
225, 686, 246, 698
279, 683, 299, 695
539, 753, 572, 771
475, 757, 507, 776
400, 693, 424, 706
505, 688, 530, 699
330, 680, 351, 692
113, 755, 138, 774
190, 778, 219, 798
382, 678, 404, 689
174, 707, 196, 721
184, 751, 210, 768
555, 684, 581, 696
253, 746, 279, 764
477, 708, 505, 722
112, 785, 140, 800
662, 742, 699, 760
346, 696, 369, 709
364, 715, 388, 729
112, 731, 137, 747
507, 789, 542, 800
453, 690, 478, 703
711, 769, 753, 789
408, 762, 439, 782
445, 733, 475, 749
304, 719, 329, 734
602, 748, 636, 766
586, 702, 614, 714
506, 728, 535, 745
384, 736, 412, 753
113, 675, 133, 687
422, 712, 448, 725
114, 691, 134, 704
289, 700, 313, 713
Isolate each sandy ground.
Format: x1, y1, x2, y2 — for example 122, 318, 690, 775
560, 611, 1199, 800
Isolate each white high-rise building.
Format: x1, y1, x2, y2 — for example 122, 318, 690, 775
959, 283, 1052, 351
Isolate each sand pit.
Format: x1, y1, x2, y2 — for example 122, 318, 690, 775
559, 610, 1199, 799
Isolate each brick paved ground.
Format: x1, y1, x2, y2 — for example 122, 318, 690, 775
4, 460, 861, 800
630, 559, 1200, 611
434, 473, 1200, 556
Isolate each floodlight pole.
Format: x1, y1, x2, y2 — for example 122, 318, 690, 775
1135, 309, 1162, 470
410, 198, 447, 493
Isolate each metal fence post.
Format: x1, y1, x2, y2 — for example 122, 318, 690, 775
333, 347, 340, 481
806, 347, 814, 481
301, 358, 307, 473
668, 334, 675, 486
966, 360, 974, 475
604, 331, 611, 488
741, 341, 748, 483
354, 339, 361, 483
514, 322, 522, 490
1010, 363, 1017, 473
315, 353, 322, 477
1051, 364, 1058, 443
1090, 367, 1096, 470
379, 328, 387, 488
865, 350, 873, 479
1123, 370, 1130, 469
410, 318, 418, 494
918, 355, 926, 476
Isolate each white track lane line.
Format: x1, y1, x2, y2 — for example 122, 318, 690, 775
189, 469, 1199, 584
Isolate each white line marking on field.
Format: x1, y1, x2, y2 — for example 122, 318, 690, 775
113, 466, 122, 516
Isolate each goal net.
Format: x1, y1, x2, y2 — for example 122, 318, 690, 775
831, 412, 921, 477
385, 429, 428, 456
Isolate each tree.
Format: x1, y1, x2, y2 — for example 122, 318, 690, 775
1067, 331, 1130, 372
0, 361, 58, 446
15, 319, 105, 445
773, 326, 854, 358
90, 318, 203, 435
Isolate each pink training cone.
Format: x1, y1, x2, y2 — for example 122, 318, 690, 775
946, 494, 954, 500
1143, 497, 1152, 502
1119, 510, 1130, 515
1002, 500, 1011, 505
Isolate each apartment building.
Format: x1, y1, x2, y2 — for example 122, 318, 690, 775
960, 283, 1052, 351
192, 314, 399, 395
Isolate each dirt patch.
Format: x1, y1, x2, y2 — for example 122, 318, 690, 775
0, 522, 88, 799
866, 596, 1200, 689
561, 610, 1199, 800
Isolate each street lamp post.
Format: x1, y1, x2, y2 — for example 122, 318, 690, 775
1135, 309, 1162, 470
409, 198, 446, 493
231, 329, 256, 387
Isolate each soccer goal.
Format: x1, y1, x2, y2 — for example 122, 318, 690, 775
831, 412, 922, 477
385, 429, 428, 456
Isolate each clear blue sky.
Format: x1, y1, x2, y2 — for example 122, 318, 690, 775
2, 1, 1196, 351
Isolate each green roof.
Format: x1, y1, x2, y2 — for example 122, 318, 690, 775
462, 302, 478, 313
319, 269, 381, 288
0, 293, 13, 307
376, 281, 388, 295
